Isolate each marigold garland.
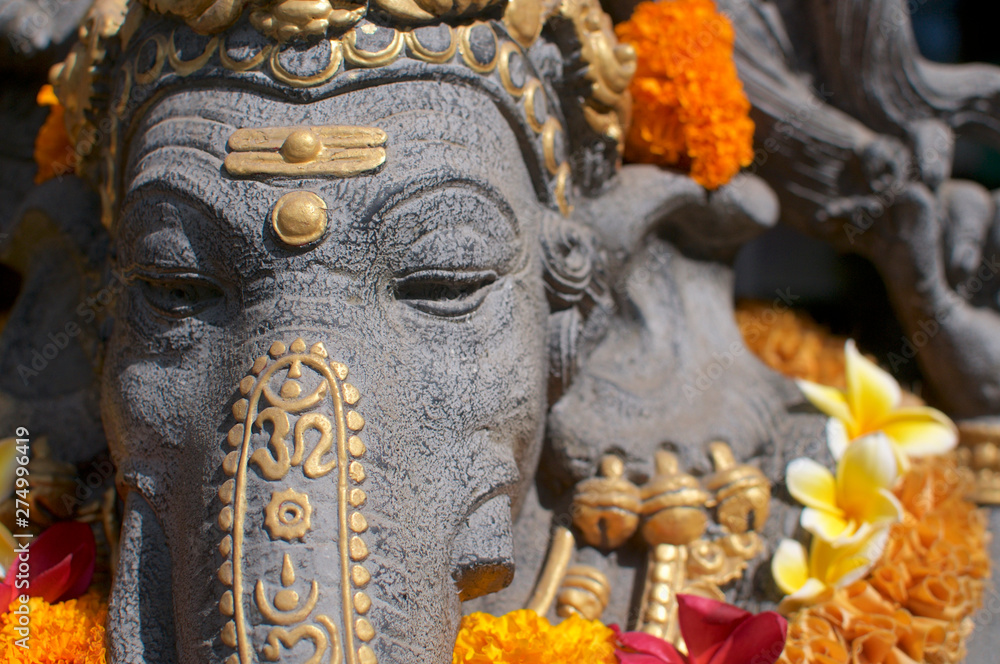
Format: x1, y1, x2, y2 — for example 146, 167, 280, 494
0, 590, 107, 663
615, 0, 755, 189
453, 609, 617, 664
737, 304, 990, 663
779, 457, 989, 664
33, 84, 76, 185
735, 300, 849, 389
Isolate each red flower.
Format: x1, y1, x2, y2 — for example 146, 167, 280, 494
613, 594, 787, 664
1, 521, 96, 611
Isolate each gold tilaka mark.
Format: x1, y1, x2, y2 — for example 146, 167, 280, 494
225, 125, 388, 178
271, 191, 328, 247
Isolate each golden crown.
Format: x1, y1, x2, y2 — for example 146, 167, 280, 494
50, 0, 636, 227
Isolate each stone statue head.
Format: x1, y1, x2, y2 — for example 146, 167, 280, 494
10, 0, 820, 661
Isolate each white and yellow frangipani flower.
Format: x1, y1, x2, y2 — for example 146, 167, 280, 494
771, 525, 890, 611
797, 340, 957, 467
0, 438, 17, 576
0, 524, 13, 578
786, 432, 903, 542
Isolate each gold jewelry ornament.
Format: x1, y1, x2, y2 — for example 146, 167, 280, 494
956, 420, 1000, 504
571, 454, 641, 550
639, 450, 711, 546
704, 441, 771, 534
49, 0, 636, 229
555, 564, 611, 620
634, 443, 768, 649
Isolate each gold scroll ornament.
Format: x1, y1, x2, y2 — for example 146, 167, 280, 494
217, 338, 376, 664
532, 443, 770, 649
635, 443, 769, 646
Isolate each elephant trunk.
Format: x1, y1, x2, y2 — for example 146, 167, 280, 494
203, 337, 511, 664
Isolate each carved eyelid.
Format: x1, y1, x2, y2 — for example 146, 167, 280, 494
378, 186, 528, 283
368, 174, 520, 236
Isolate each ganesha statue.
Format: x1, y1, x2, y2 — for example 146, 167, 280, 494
0, 0, 996, 662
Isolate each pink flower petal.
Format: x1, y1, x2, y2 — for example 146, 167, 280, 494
4, 521, 96, 604
676, 594, 752, 662
617, 652, 684, 664
612, 625, 687, 664
31, 553, 74, 603
704, 612, 788, 664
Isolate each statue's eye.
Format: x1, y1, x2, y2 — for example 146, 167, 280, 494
135, 273, 223, 319
392, 269, 497, 317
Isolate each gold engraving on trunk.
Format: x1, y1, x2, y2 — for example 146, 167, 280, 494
261, 623, 328, 663
264, 487, 313, 540
219, 337, 374, 663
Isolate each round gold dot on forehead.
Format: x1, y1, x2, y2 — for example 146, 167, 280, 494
281, 129, 322, 163
271, 191, 328, 247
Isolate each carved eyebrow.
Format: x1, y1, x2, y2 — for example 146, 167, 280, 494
126, 116, 233, 172
120, 151, 249, 249
364, 170, 520, 238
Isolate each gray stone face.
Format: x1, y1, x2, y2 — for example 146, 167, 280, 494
102, 82, 552, 664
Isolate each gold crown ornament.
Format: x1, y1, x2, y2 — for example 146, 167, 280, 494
48, 0, 636, 228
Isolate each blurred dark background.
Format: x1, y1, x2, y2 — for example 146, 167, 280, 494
734, 0, 1000, 395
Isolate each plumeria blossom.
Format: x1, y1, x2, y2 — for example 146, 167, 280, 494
797, 340, 957, 468
785, 432, 903, 542
613, 594, 787, 664
771, 526, 890, 611
0, 438, 16, 577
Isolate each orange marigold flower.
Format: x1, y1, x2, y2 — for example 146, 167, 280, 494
1, 590, 107, 663
616, 0, 755, 189
33, 84, 76, 185
735, 300, 849, 389
453, 609, 617, 664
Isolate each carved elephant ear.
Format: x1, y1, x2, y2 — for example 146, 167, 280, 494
0, 176, 110, 466
549, 165, 831, 488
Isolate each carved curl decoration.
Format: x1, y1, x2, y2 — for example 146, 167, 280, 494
540, 215, 598, 311
50, 0, 129, 157
558, 0, 635, 149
